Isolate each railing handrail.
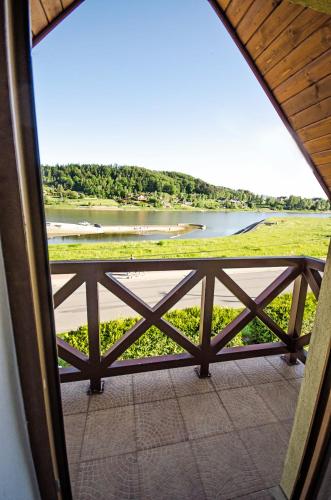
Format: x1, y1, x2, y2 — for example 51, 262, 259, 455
50, 255, 325, 274
51, 255, 325, 391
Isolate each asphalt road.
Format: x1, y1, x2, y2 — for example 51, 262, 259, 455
51, 268, 291, 333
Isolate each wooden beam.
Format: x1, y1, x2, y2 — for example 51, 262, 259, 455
281, 242, 331, 498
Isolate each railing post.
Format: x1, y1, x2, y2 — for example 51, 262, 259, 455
196, 274, 215, 378
86, 274, 103, 393
282, 273, 308, 365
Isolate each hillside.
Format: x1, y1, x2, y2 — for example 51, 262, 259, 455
42, 164, 330, 211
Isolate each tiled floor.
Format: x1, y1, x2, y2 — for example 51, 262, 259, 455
61, 355, 304, 499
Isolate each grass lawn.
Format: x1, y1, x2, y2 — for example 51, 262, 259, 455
48, 217, 331, 261
49, 217, 331, 260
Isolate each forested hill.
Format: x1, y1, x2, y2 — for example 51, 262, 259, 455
42, 164, 330, 211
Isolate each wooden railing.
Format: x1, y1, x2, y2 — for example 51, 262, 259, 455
50, 256, 324, 392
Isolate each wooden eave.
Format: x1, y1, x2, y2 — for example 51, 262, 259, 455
30, 0, 84, 46
31, 0, 331, 198
210, 0, 331, 198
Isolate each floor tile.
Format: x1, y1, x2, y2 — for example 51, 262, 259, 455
133, 370, 174, 403
89, 375, 133, 411
288, 378, 303, 392
239, 423, 289, 488
210, 360, 250, 391
178, 392, 233, 439
255, 381, 299, 421
68, 461, 79, 490
64, 413, 86, 464
61, 381, 90, 415
192, 432, 264, 499
237, 357, 284, 385
138, 442, 205, 500
169, 366, 214, 397
281, 419, 294, 440
81, 406, 136, 460
75, 453, 139, 499
267, 356, 305, 379
234, 490, 276, 499
219, 386, 277, 430
135, 398, 187, 450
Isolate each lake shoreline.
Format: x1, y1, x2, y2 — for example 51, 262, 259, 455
44, 203, 331, 215
48, 217, 330, 261
47, 221, 206, 238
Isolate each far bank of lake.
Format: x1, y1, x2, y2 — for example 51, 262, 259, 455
46, 208, 330, 245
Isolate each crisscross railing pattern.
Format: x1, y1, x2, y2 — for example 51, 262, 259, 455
51, 256, 324, 392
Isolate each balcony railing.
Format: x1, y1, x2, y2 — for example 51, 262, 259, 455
51, 256, 324, 392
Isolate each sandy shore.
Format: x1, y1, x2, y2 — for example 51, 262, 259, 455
47, 222, 205, 238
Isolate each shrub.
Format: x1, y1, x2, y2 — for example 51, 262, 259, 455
59, 293, 317, 363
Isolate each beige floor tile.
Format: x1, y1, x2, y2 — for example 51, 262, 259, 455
169, 366, 214, 397
64, 413, 86, 464
61, 381, 90, 415
75, 453, 139, 499
239, 423, 289, 488
178, 392, 233, 439
219, 386, 277, 430
234, 490, 276, 499
135, 398, 187, 450
255, 381, 299, 421
89, 375, 133, 411
68, 461, 79, 493
237, 357, 284, 385
133, 370, 174, 403
288, 378, 303, 392
267, 356, 305, 379
210, 360, 250, 390
81, 406, 136, 460
192, 432, 264, 499
138, 442, 205, 500
281, 419, 294, 440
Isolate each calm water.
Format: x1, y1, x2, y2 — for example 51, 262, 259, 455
46, 208, 329, 244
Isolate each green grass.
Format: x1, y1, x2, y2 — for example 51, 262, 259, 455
49, 217, 331, 261
45, 196, 120, 208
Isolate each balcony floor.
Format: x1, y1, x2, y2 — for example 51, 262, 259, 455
61, 355, 304, 500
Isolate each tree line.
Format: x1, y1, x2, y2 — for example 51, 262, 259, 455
42, 164, 330, 211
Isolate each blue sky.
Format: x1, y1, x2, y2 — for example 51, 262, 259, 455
32, 0, 325, 198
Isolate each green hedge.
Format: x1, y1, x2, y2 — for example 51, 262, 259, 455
59, 293, 317, 364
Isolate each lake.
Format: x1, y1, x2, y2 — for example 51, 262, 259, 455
46, 208, 329, 244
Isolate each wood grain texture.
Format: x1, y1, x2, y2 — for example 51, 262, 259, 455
246, 1, 304, 60
255, 9, 328, 75
274, 49, 331, 103
30, 0, 48, 35
265, 21, 331, 90
312, 150, 331, 165
215, 0, 232, 10
304, 133, 331, 154
237, 0, 281, 45
282, 74, 331, 116
40, 0, 63, 20
316, 163, 331, 176
297, 115, 331, 141
226, 0, 255, 27
290, 96, 331, 129
62, 0, 77, 7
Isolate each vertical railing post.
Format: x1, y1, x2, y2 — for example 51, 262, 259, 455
86, 273, 103, 393
282, 273, 308, 365
197, 273, 215, 378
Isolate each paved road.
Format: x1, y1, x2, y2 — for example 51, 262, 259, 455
51, 268, 291, 333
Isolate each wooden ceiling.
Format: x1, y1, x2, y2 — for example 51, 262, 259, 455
30, 0, 331, 198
